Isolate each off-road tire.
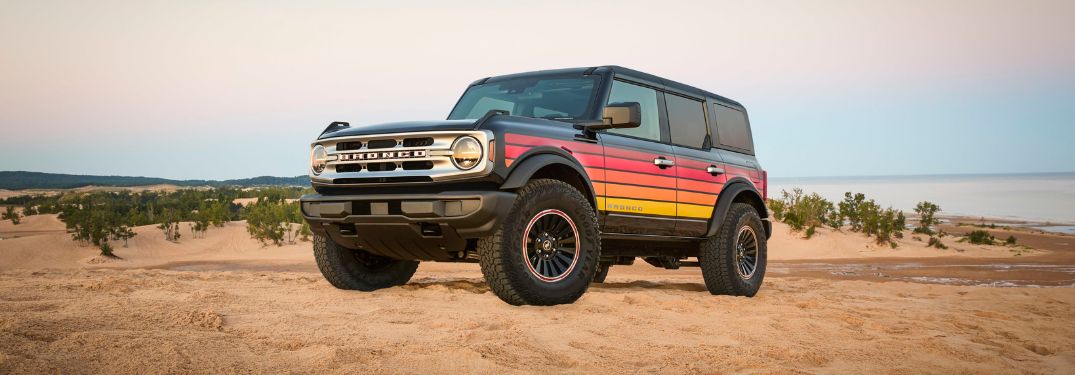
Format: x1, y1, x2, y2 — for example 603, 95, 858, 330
313, 233, 419, 291
593, 263, 611, 283
699, 203, 767, 296
477, 179, 600, 305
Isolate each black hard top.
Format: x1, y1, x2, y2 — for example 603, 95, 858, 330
473, 65, 743, 109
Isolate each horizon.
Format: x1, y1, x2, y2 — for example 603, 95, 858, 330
2, 1, 1074, 179
3, 169, 1075, 186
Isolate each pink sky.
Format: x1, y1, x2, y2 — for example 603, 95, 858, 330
1, 0, 1073, 179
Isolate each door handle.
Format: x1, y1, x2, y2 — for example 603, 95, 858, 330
706, 165, 725, 175
653, 157, 675, 168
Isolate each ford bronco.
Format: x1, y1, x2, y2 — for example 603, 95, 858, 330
301, 66, 770, 305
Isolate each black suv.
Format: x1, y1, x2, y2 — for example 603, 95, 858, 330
301, 66, 770, 305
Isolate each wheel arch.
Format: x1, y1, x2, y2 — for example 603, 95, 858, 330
500, 151, 598, 212
706, 178, 770, 238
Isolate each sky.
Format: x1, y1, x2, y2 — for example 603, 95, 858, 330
1, 0, 1073, 180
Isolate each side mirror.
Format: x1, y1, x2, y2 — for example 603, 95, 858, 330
588, 102, 641, 130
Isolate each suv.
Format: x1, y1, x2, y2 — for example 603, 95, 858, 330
301, 66, 770, 306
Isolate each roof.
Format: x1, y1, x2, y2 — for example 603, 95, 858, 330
472, 65, 743, 109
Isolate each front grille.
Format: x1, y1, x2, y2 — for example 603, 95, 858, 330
334, 176, 434, 184
366, 162, 397, 172
367, 139, 398, 149
315, 130, 491, 186
336, 164, 362, 173
403, 137, 434, 147
402, 161, 434, 170
336, 141, 363, 151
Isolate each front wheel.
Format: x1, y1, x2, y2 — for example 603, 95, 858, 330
313, 233, 419, 291
478, 179, 600, 305
592, 262, 611, 283
699, 203, 767, 296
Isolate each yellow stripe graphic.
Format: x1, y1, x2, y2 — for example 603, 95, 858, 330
596, 197, 714, 220
599, 197, 676, 217
677, 203, 714, 219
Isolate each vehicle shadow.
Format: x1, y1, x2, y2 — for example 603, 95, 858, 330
590, 280, 708, 292
403, 278, 709, 293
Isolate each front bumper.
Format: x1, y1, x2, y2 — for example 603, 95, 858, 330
300, 190, 516, 261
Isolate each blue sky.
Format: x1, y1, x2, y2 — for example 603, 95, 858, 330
1, 0, 1072, 180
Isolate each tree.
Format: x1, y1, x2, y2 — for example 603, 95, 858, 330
158, 208, 182, 242
838, 192, 866, 232
114, 225, 137, 247
914, 201, 941, 235
2, 206, 20, 225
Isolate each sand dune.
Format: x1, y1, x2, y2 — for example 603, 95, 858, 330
1, 218, 1073, 373
0, 220, 310, 271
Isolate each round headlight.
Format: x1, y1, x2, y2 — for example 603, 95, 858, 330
311, 144, 328, 175
450, 136, 482, 170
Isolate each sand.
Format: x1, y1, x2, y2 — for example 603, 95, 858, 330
1, 218, 1073, 373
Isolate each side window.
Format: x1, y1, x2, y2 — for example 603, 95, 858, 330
605, 80, 661, 142
665, 93, 708, 149
711, 103, 753, 153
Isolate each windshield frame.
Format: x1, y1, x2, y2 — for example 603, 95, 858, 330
447, 73, 609, 122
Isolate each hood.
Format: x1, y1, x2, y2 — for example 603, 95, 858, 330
318, 120, 475, 139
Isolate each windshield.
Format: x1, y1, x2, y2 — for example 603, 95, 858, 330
448, 76, 600, 121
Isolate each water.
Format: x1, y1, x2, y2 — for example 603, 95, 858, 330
770, 173, 1075, 225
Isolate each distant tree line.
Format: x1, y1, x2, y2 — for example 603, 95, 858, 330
2, 186, 312, 255
0, 171, 308, 190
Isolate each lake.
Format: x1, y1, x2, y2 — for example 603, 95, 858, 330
769, 173, 1075, 225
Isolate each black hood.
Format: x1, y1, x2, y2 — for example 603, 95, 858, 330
318, 120, 475, 139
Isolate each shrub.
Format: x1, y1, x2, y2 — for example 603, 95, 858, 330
100, 242, 115, 257
913, 201, 941, 235
775, 188, 833, 231
927, 236, 947, 249
158, 208, 182, 242
838, 192, 866, 231
1005, 235, 1017, 246
2, 206, 20, 225
243, 200, 305, 246
966, 230, 995, 245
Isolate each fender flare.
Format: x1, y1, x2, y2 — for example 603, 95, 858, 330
499, 151, 598, 209
705, 178, 770, 238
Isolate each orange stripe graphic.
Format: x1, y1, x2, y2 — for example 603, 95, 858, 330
604, 183, 676, 202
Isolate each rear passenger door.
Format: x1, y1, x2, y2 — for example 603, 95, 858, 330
599, 79, 679, 236
665, 93, 724, 237
710, 102, 762, 185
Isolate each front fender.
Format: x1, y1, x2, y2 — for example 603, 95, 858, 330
499, 152, 597, 208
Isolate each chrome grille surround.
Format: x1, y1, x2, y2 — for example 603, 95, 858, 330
310, 130, 494, 185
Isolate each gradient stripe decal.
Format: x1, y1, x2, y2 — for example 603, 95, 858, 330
505, 133, 737, 220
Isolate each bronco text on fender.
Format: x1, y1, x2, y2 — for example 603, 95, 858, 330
301, 66, 770, 305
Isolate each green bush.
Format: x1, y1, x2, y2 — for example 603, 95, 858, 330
770, 189, 906, 247
1005, 235, 1017, 245
774, 188, 833, 232
913, 201, 941, 235
927, 236, 947, 249
2, 206, 20, 225
966, 230, 996, 245
243, 200, 306, 246
838, 192, 866, 231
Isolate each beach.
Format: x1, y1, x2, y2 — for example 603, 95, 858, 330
1, 214, 1073, 374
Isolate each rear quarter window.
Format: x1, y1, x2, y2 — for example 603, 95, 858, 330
665, 93, 708, 149
711, 103, 753, 153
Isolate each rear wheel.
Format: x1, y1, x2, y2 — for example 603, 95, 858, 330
699, 203, 767, 296
478, 179, 600, 305
313, 233, 419, 291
